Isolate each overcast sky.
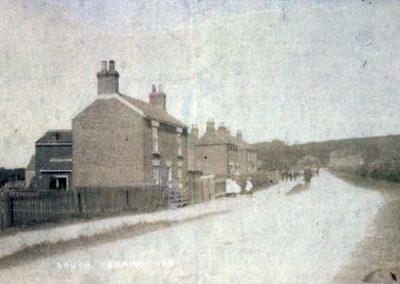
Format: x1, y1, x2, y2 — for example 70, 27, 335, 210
1, 0, 400, 167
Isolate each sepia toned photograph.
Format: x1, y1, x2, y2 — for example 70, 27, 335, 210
1, 0, 400, 283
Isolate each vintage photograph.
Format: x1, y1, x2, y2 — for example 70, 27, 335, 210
1, 0, 400, 283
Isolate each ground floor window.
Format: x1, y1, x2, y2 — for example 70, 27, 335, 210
152, 167, 160, 185
49, 176, 68, 190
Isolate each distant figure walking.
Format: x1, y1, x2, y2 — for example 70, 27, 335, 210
304, 168, 312, 187
245, 177, 253, 197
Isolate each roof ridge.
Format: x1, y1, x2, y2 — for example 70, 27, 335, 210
46, 129, 72, 132
119, 93, 186, 128
49, 158, 72, 162
197, 130, 228, 145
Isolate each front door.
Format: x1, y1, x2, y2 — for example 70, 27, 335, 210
159, 167, 169, 187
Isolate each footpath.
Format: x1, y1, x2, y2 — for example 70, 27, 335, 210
0, 198, 235, 260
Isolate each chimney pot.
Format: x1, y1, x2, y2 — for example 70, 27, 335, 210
101, 61, 107, 71
109, 60, 115, 71
158, 83, 163, 93
152, 84, 156, 93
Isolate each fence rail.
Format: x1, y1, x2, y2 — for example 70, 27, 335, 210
0, 185, 171, 229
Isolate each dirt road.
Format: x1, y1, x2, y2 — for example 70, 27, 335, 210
1, 171, 398, 283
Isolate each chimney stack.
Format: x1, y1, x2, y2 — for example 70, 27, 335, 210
237, 130, 243, 141
218, 122, 227, 136
191, 124, 199, 143
206, 118, 215, 132
149, 83, 167, 111
97, 60, 119, 95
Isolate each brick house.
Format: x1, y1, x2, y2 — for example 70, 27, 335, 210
193, 119, 239, 178
192, 120, 257, 178
34, 130, 73, 190
235, 130, 257, 175
72, 61, 188, 190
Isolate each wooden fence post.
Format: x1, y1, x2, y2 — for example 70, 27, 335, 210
78, 189, 84, 217
126, 188, 129, 210
3, 192, 14, 227
1, 192, 11, 228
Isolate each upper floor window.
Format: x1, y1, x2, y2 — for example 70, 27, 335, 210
152, 120, 159, 153
177, 127, 183, 156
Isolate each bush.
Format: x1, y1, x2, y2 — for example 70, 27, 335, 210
356, 154, 400, 183
355, 165, 369, 178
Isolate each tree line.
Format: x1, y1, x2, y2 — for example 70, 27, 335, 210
253, 135, 400, 183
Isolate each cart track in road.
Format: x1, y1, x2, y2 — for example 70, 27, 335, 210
0, 211, 229, 270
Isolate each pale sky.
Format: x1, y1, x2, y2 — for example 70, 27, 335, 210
1, 0, 400, 167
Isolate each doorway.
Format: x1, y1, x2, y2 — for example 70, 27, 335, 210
49, 175, 68, 190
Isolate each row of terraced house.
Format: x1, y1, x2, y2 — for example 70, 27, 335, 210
25, 61, 258, 201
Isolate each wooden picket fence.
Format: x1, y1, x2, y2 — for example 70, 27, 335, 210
77, 185, 169, 216
0, 185, 170, 228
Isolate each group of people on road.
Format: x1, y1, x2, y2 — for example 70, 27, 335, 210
281, 168, 320, 187
225, 177, 254, 198
281, 170, 302, 181
224, 168, 319, 199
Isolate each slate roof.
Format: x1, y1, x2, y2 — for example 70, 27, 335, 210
26, 155, 35, 170
120, 94, 186, 128
36, 130, 72, 144
197, 130, 255, 150
40, 159, 72, 172
196, 131, 231, 146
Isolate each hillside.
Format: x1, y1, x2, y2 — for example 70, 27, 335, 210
253, 134, 400, 174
